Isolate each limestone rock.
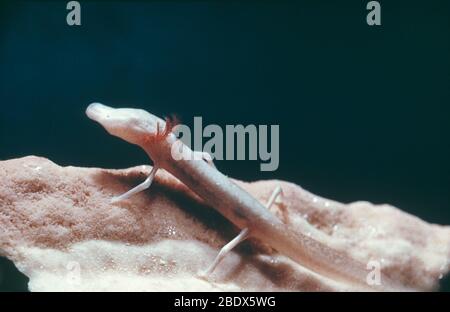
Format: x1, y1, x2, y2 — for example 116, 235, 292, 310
0, 156, 449, 291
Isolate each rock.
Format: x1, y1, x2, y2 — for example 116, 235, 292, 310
0, 156, 449, 291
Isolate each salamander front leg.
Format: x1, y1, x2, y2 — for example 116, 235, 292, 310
193, 151, 216, 169
200, 185, 283, 277
110, 166, 159, 203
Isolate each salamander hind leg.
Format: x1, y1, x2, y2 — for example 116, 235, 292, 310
198, 185, 283, 278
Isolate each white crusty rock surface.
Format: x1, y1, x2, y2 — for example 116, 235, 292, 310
0, 156, 449, 291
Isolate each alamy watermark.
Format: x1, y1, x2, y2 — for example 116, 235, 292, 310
67, 1, 382, 28
171, 117, 280, 172
366, 260, 382, 286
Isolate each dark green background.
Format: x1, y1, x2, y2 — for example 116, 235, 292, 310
0, 0, 449, 291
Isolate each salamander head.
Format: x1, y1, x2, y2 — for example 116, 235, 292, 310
86, 102, 165, 146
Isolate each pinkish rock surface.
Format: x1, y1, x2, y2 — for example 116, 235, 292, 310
0, 156, 449, 291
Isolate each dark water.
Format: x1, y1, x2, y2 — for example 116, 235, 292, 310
0, 0, 449, 291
